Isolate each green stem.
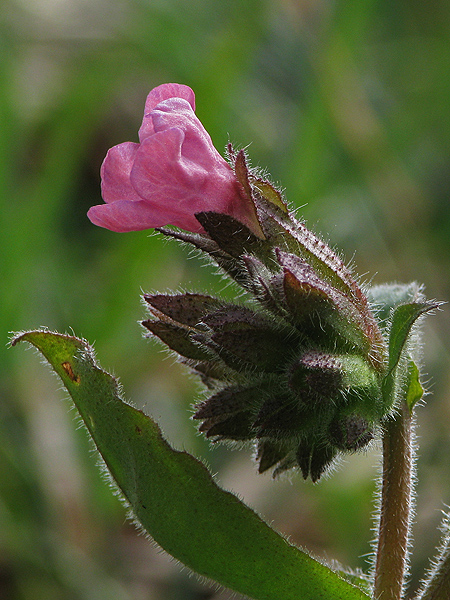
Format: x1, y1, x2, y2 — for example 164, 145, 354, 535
373, 399, 413, 600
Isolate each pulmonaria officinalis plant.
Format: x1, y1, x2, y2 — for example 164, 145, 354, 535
13, 83, 449, 600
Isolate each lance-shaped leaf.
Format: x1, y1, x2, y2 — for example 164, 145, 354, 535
377, 291, 439, 414
12, 330, 369, 600
387, 300, 439, 373
405, 360, 424, 411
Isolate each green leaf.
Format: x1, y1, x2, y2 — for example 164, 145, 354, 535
12, 330, 369, 600
334, 568, 373, 595
367, 282, 425, 327
388, 301, 437, 373
405, 360, 424, 411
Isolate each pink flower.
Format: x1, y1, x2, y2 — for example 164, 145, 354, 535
88, 83, 260, 235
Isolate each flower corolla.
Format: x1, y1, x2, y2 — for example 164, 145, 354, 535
88, 83, 259, 234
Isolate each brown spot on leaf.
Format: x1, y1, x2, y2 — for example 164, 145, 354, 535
61, 362, 80, 383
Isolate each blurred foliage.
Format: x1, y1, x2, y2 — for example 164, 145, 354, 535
2, 0, 450, 598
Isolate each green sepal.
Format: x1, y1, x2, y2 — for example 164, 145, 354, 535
251, 177, 289, 213
12, 330, 369, 600
195, 211, 263, 258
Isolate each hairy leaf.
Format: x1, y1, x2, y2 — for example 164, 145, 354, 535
12, 330, 368, 600
388, 301, 438, 373
405, 360, 424, 411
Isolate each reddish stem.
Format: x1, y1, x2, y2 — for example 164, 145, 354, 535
373, 400, 413, 600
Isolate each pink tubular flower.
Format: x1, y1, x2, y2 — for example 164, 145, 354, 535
88, 83, 261, 235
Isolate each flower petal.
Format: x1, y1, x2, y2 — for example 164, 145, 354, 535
100, 142, 142, 204
130, 127, 205, 201
139, 83, 195, 141
87, 199, 201, 233
150, 98, 220, 168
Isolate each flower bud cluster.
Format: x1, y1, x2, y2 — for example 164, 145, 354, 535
143, 149, 389, 481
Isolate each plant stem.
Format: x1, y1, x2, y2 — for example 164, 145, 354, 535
417, 516, 450, 600
373, 399, 414, 600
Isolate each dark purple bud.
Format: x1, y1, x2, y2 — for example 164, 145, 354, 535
211, 329, 290, 372
289, 351, 343, 402
201, 411, 255, 440
256, 440, 289, 474
202, 305, 277, 332
142, 320, 211, 361
296, 442, 312, 480
328, 414, 374, 451
254, 397, 305, 437
309, 445, 336, 483
184, 359, 237, 387
144, 293, 222, 327
295, 442, 337, 482
272, 455, 297, 478
193, 385, 263, 420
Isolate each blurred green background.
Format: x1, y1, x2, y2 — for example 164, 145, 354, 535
2, 0, 450, 598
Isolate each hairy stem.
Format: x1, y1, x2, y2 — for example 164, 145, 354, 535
373, 399, 414, 600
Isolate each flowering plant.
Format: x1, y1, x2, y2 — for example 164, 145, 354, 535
13, 84, 449, 600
